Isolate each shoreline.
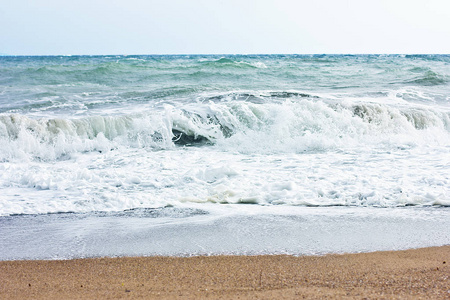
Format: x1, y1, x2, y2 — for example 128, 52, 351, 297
1, 246, 449, 299
3, 206, 449, 261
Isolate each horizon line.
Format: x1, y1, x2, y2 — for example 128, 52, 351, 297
1, 53, 449, 57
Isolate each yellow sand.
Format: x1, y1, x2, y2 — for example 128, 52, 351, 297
1, 246, 449, 299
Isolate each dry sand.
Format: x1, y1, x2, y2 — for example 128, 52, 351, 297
1, 246, 449, 299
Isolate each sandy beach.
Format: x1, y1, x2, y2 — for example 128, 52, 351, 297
1, 246, 448, 299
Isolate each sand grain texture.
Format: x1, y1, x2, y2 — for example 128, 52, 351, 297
1, 246, 449, 299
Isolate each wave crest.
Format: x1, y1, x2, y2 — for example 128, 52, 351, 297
1, 99, 449, 160
405, 71, 447, 86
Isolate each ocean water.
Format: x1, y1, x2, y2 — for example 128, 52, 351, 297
1, 54, 449, 259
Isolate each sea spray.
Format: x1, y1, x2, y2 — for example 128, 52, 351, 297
1, 99, 448, 161
0, 55, 449, 215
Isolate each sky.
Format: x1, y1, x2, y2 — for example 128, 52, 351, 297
1, 0, 449, 55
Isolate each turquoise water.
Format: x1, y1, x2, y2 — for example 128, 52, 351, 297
1, 54, 449, 259
0, 54, 449, 213
1, 55, 449, 117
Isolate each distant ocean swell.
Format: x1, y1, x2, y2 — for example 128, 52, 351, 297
1, 98, 449, 161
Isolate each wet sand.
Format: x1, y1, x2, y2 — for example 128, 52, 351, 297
1, 246, 449, 299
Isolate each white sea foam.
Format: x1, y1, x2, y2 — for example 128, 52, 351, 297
1, 99, 449, 161
1, 55, 450, 217
0, 99, 449, 216
1, 142, 448, 216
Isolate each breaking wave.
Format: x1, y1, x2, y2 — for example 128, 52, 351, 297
200, 57, 268, 69
1, 99, 449, 161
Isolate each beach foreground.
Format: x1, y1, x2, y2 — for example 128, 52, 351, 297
1, 246, 449, 299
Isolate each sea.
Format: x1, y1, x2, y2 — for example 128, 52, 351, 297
0, 54, 449, 260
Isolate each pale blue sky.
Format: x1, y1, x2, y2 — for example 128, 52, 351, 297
1, 0, 449, 55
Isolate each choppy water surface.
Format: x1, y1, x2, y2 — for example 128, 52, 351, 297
0, 55, 449, 216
